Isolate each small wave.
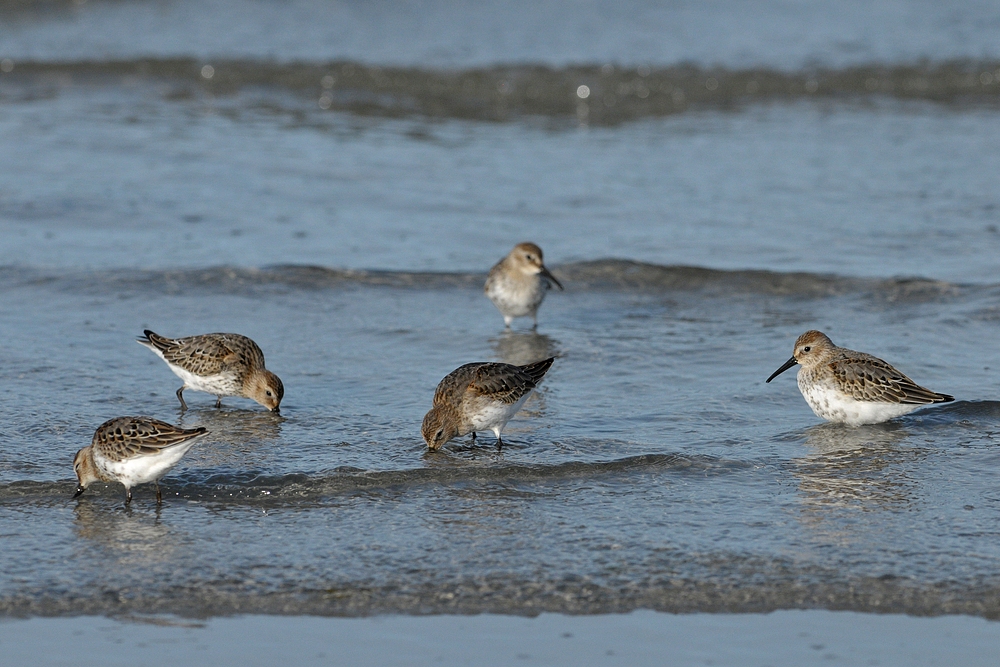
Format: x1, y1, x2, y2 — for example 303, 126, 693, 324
0, 261, 972, 300
2, 58, 999, 124
902, 400, 1000, 423
556, 261, 964, 300
0, 453, 729, 504
2, 570, 999, 618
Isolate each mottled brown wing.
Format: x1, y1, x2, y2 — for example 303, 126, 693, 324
91, 416, 207, 461
144, 331, 265, 376
468, 359, 553, 404
830, 353, 953, 405
517, 357, 555, 384
433, 363, 486, 406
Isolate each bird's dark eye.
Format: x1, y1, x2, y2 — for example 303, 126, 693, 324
803, 346, 811, 352
266, 390, 272, 397
526, 254, 534, 260
435, 429, 444, 440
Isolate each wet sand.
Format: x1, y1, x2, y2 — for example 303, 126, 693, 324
4, 610, 998, 666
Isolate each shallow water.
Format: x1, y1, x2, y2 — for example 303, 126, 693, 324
2, 0, 1000, 622
3, 263, 1000, 616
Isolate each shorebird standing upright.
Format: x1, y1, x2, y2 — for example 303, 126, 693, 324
422, 357, 555, 451
766, 330, 953, 425
485, 243, 563, 328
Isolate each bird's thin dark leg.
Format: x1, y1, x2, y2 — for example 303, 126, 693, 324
496, 435, 504, 451
125, 487, 132, 506
470, 431, 477, 442
215, 396, 222, 409
155, 481, 162, 504
176, 387, 188, 410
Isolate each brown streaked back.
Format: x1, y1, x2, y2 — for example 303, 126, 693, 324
828, 355, 954, 405
433, 357, 555, 406
517, 357, 555, 384
139, 330, 266, 377
92, 416, 208, 462
465, 357, 555, 405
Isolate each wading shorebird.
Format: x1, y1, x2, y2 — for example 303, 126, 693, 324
766, 330, 954, 426
422, 357, 555, 451
73, 416, 208, 506
137, 330, 283, 412
485, 243, 563, 328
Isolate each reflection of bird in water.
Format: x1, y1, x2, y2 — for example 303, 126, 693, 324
74, 502, 182, 565
491, 330, 559, 367
185, 408, 283, 442
790, 421, 924, 514
176, 408, 284, 467
799, 420, 908, 456
423, 485, 532, 537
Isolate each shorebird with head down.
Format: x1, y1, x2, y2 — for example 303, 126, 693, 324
137, 330, 283, 412
766, 330, 954, 426
422, 357, 555, 451
73, 416, 208, 506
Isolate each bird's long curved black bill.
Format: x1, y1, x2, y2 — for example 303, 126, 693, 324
540, 266, 564, 291
766, 356, 798, 383
73, 485, 86, 498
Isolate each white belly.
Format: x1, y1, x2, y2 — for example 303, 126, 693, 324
96, 441, 199, 488
464, 393, 532, 437
798, 374, 919, 426
171, 365, 240, 396
486, 276, 546, 319
146, 346, 241, 396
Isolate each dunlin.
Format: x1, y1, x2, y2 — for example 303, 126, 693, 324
73, 416, 208, 505
485, 243, 563, 328
422, 357, 555, 451
137, 330, 284, 412
766, 330, 954, 425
